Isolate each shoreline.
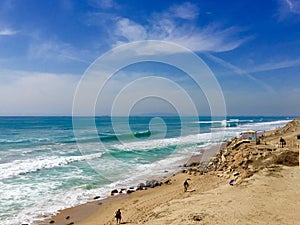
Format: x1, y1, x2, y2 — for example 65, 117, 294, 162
37, 119, 300, 225
37, 143, 225, 225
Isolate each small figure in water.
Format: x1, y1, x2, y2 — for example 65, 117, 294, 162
115, 209, 122, 224
183, 179, 190, 192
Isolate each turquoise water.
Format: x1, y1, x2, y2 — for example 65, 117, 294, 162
0, 116, 293, 225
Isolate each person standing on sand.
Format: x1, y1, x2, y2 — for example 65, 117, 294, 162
184, 179, 189, 192
280, 137, 286, 148
115, 209, 122, 224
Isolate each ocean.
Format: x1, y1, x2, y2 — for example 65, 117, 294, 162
0, 116, 293, 225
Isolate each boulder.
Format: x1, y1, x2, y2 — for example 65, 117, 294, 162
119, 188, 126, 193
111, 189, 118, 196
164, 179, 171, 184
145, 179, 162, 188
127, 190, 135, 194
136, 183, 146, 190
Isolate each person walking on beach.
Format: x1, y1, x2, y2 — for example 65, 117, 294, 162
115, 209, 122, 224
183, 179, 189, 192
280, 137, 286, 148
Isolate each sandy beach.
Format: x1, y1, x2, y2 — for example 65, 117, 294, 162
40, 119, 300, 225
2, 2, 300, 224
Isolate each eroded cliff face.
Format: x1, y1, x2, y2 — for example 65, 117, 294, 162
183, 119, 300, 183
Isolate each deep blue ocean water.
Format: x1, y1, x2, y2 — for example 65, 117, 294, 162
0, 116, 293, 225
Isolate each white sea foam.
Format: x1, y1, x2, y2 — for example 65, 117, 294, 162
212, 120, 290, 132
0, 152, 103, 180
193, 120, 223, 124
0, 137, 51, 144
193, 118, 254, 124
246, 120, 291, 127
2, 154, 193, 225
111, 130, 236, 151
0, 180, 113, 225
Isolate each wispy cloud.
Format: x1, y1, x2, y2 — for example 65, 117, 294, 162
111, 2, 249, 53
28, 39, 91, 64
163, 25, 251, 52
88, 0, 118, 9
277, 0, 300, 20
205, 53, 247, 76
85, 1, 249, 53
114, 18, 249, 52
205, 53, 276, 93
285, 0, 294, 10
205, 53, 300, 97
169, 2, 200, 20
115, 18, 147, 42
0, 28, 17, 35
247, 58, 300, 73
283, 0, 300, 13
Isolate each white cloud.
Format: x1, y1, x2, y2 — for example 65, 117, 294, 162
114, 16, 248, 53
112, 2, 248, 53
164, 25, 250, 52
169, 2, 199, 20
115, 18, 147, 41
0, 70, 79, 115
0, 28, 17, 35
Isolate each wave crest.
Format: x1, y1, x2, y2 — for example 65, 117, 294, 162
0, 153, 103, 180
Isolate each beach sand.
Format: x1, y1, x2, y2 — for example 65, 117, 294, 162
40, 119, 300, 225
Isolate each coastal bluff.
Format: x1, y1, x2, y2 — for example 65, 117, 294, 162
206, 119, 299, 182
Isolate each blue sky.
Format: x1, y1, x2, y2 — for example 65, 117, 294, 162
0, 0, 299, 116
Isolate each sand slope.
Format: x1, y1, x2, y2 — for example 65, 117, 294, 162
140, 166, 300, 225
74, 166, 299, 225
